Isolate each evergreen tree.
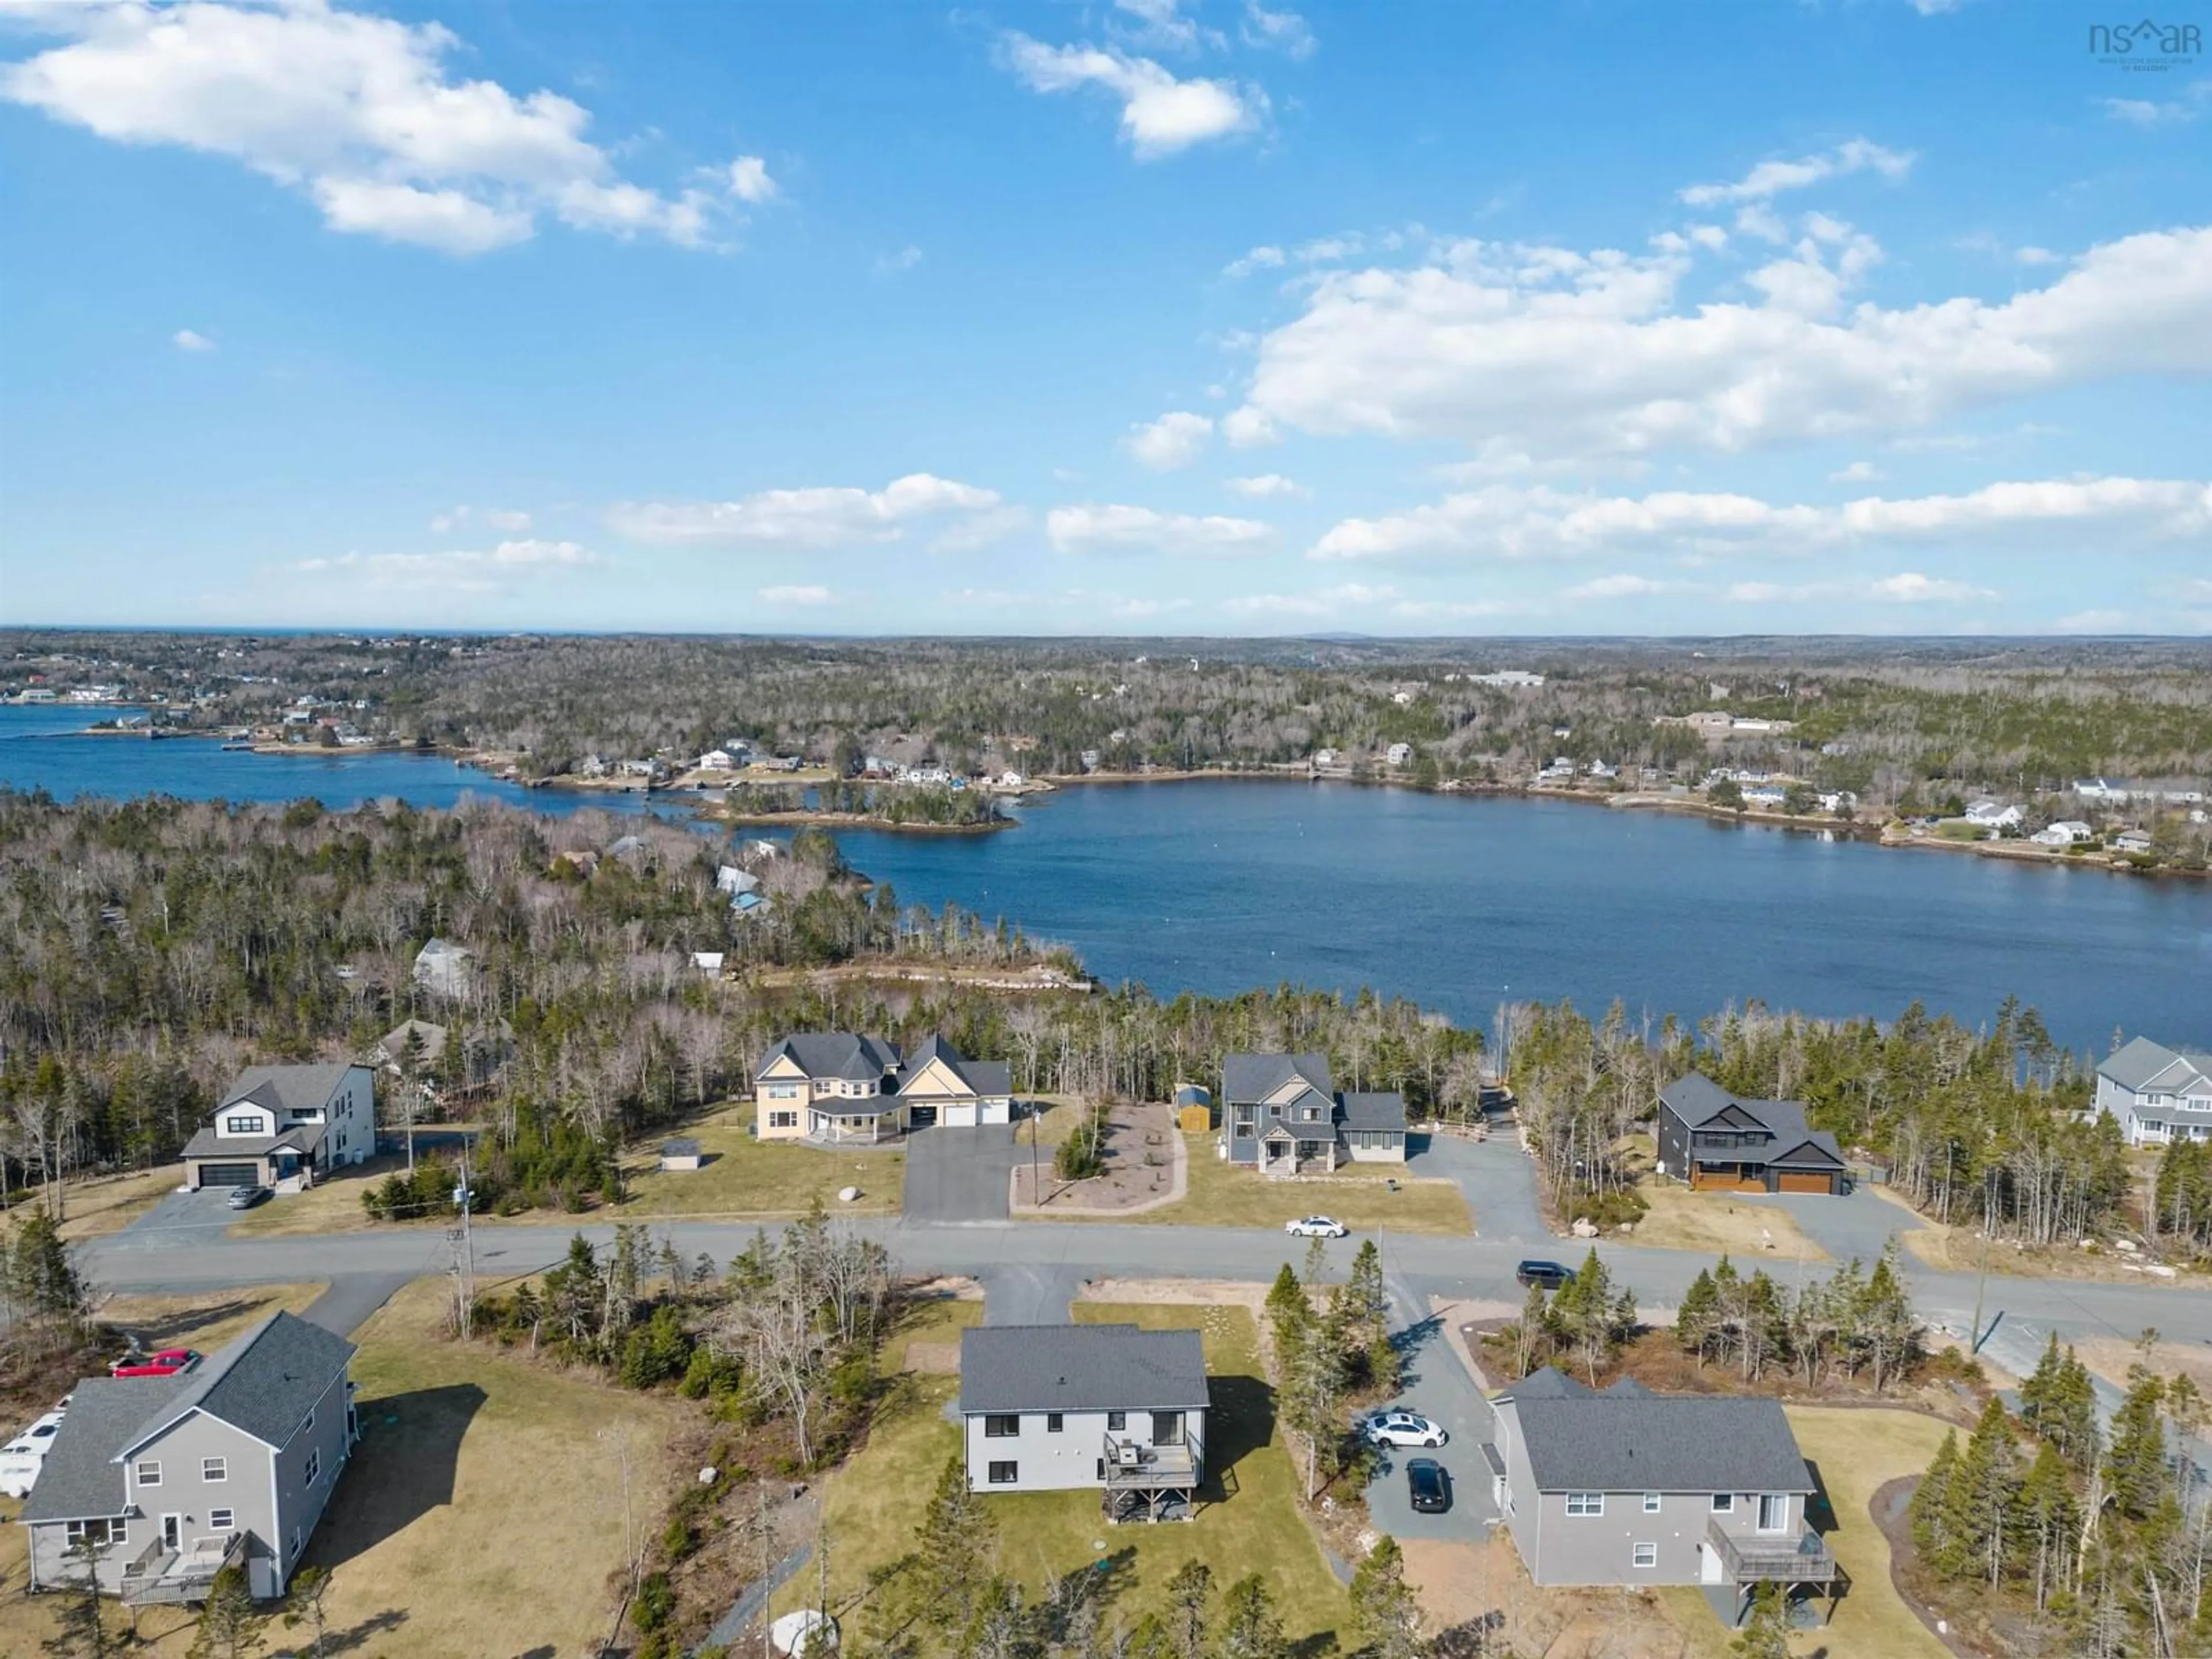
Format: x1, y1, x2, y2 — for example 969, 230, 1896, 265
1265, 1262, 1310, 1371
1349, 1535, 1422, 1659
41, 1539, 111, 1658
1728, 1584, 1790, 1659
1677, 1267, 1719, 1366
2015, 1441, 2078, 1612
1215, 1575, 1286, 1659
2020, 1334, 2100, 1466
1910, 1429, 1961, 1569
282, 1565, 334, 1659
919, 1453, 997, 1634
1855, 1244, 1921, 1391
1946, 1397, 2021, 1586
187, 1565, 267, 1659
1162, 1559, 1210, 1659
2104, 1370, 2169, 1522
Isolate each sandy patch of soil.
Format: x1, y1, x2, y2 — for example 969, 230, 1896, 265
1012, 1099, 1183, 1212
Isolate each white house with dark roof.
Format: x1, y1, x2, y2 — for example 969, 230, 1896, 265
1220, 1052, 1407, 1173
1488, 1370, 1833, 1618
411, 936, 476, 999
181, 1063, 373, 1192
2095, 1037, 2212, 1146
959, 1324, 1207, 1520
24, 1312, 357, 1604
753, 1033, 1016, 1142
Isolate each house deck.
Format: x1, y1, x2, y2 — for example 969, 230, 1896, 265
119, 1532, 247, 1607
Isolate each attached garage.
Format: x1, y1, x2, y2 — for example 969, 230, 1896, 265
1776, 1170, 1837, 1195
194, 1161, 262, 1190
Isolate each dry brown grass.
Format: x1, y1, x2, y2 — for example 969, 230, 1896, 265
100, 1282, 327, 1351
1628, 1181, 1829, 1262
52, 1163, 185, 1241
2075, 1334, 2212, 1392
223, 1153, 442, 1238
1882, 1187, 2200, 1286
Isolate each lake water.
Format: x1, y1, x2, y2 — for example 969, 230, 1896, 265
6, 707, 2207, 1050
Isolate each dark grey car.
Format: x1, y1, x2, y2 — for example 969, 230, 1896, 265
1406, 1457, 1450, 1513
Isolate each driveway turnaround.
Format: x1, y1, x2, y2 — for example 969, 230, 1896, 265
902, 1123, 1018, 1224
102, 1185, 238, 1250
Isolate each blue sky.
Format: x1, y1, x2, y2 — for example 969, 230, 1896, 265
2, 0, 2208, 636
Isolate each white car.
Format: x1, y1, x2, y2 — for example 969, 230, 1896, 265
1283, 1215, 1348, 1238
1363, 1410, 1448, 1449
0, 1410, 66, 1499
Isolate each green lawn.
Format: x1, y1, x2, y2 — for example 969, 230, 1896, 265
1122, 1131, 1472, 1235
787, 1301, 1349, 1653
616, 1103, 903, 1217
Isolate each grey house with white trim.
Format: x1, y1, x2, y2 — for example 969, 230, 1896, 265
1221, 1052, 1407, 1173
1488, 1370, 1834, 1617
2094, 1036, 2212, 1147
180, 1063, 374, 1192
24, 1312, 358, 1605
959, 1324, 1208, 1520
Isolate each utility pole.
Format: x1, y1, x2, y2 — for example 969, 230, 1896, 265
1970, 1224, 1991, 1354
448, 1131, 475, 1340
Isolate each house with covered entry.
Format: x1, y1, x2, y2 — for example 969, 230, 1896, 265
959, 1323, 1207, 1521
1487, 1369, 1834, 1620
753, 1032, 1013, 1142
23, 1312, 357, 1605
2094, 1036, 2212, 1146
1220, 1052, 1406, 1173
1654, 1074, 1846, 1196
181, 1064, 374, 1193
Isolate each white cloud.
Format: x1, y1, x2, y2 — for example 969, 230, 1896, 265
759, 584, 831, 605
1310, 476, 2211, 563
1223, 244, 1285, 279
1241, 1, 1316, 59
1221, 406, 1278, 448
430, 505, 531, 533
1225, 474, 1308, 498
607, 474, 1003, 547
1679, 138, 1914, 206
1125, 410, 1213, 469
0, 0, 753, 255
1830, 461, 1884, 483
1562, 573, 1672, 600
481, 507, 532, 532
1111, 0, 1214, 54
291, 539, 594, 592
2103, 84, 2211, 126
1046, 503, 1274, 558
727, 154, 777, 202
488, 537, 589, 565
1222, 583, 1394, 617
1001, 33, 1262, 158
876, 244, 923, 274
171, 328, 214, 352
929, 505, 1031, 554
1229, 224, 2212, 459
1724, 573, 1995, 605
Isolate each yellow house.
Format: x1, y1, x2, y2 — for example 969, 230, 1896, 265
753, 1032, 1017, 1143
895, 1036, 1014, 1128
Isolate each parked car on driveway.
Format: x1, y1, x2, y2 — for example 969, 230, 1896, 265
1515, 1259, 1575, 1290
1406, 1457, 1452, 1513
226, 1183, 271, 1210
1363, 1410, 1448, 1449
1285, 1215, 1349, 1238
110, 1348, 200, 1379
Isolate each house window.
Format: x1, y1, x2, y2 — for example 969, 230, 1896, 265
304, 1408, 315, 1433
1642, 1492, 1660, 1513
1153, 1412, 1183, 1444
290, 1528, 301, 1560
769, 1111, 798, 1130
984, 1415, 1021, 1438
1758, 1494, 1789, 1532
63, 1518, 126, 1550
223, 1115, 262, 1135
304, 1448, 321, 1484
203, 1457, 228, 1483
987, 1461, 1018, 1485
1711, 1493, 1734, 1513
1107, 1411, 1126, 1431
1632, 1543, 1657, 1570
766, 1083, 800, 1100
1046, 1414, 1064, 1434
135, 1461, 161, 1487
1565, 1493, 1603, 1517
209, 1509, 235, 1532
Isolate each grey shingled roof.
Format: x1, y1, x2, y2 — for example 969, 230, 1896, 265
120, 1311, 355, 1458
757, 1032, 903, 1085
1339, 1091, 1407, 1133
959, 1324, 1209, 1415
898, 1035, 1013, 1100
1658, 1075, 1842, 1171
2100, 1037, 2212, 1094
220, 1063, 361, 1116
1222, 1052, 1333, 1105
20, 1377, 177, 1523
180, 1122, 326, 1161
1507, 1390, 1813, 1495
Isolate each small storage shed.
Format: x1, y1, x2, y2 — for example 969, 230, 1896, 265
660, 1137, 704, 1172
1174, 1083, 1213, 1134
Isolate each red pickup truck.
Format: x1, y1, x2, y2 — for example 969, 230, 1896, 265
109, 1348, 200, 1379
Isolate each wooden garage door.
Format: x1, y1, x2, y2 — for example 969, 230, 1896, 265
1777, 1171, 1832, 1194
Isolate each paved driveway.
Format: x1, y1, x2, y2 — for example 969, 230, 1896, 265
1358, 1272, 1501, 1542
902, 1124, 1018, 1224
103, 1185, 237, 1251
1411, 1133, 1547, 1244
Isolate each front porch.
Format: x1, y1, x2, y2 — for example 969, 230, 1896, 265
806, 1108, 903, 1146
1257, 1132, 1339, 1177
119, 1532, 249, 1608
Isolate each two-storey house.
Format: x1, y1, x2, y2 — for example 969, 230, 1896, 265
24, 1312, 358, 1605
753, 1033, 1016, 1142
1487, 1370, 1834, 1622
180, 1063, 375, 1193
959, 1324, 1208, 1522
1655, 1075, 1846, 1196
2094, 1036, 2212, 1146
895, 1036, 1013, 1128
1221, 1052, 1407, 1173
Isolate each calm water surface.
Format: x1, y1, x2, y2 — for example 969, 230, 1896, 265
6, 708, 2206, 1048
